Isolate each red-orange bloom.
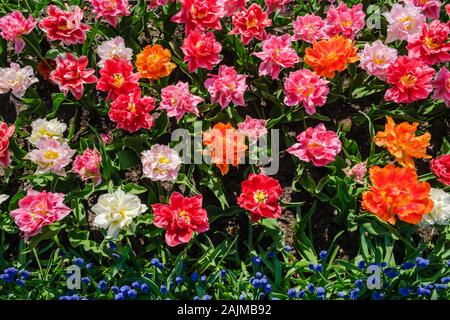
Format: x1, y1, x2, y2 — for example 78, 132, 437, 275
136, 44, 176, 81
374, 116, 431, 169
304, 35, 358, 79
362, 164, 433, 225
202, 122, 247, 175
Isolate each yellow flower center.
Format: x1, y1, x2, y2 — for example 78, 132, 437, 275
178, 210, 191, 223
227, 82, 236, 92
159, 156, 169, 164
43, 150, 59, 160
307, 141, 323, 149
191, 7, 207, 19
298, 85, 315, 97
401, 74, 417, 87
341, 20, 353, 28
373, 57, 385, 65
112, 73, 125, 88
128, 103, 136, 112
400, 16, 414, 31
119, 208, 127, 219
247, 18, 258, 28
106, 0, 117, 9
31, 203, 50, 220
326, 52, 340, 64
424, 37, 439, 49
58, 23, 71, 31
253, 190, 268, 204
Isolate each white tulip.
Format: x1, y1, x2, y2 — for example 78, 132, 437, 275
92, 189, 148, 238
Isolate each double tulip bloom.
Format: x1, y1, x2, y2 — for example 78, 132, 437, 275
237, 173, 284, 223
362, 165, 433, 225
152, 192, 209, 247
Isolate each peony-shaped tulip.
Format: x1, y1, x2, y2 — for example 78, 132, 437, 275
374, 116, 431, 169
362, 164, 433, 225
96, 58, 140, 101
237, 116, 268, 140
292, 14, 327, 43
28, 118, 67, 146
420, 188, 450, 226
358, 40, 398, 81
159, 81, 203, 121
407, 20, 450, 66
283, 69, 329, 115
92, 188, 147, 238
432, 67, 450, 107
204, 65, 247, 109
430, 154, 450, 186
136, 44, 176, 81
181, 29, 222, 73
404, 0, 442, 20
0, 11, 37, 53
72, 148, 102, 186
87, 0, 130, 27
384, 56, 435, 104
383, 3, 425, 43
39, 5, 90, 45
108, 90, 155, 133
287, 123, 342, 167
50, 53, 97, 100
237, 173, 284, 223
325, 2, 365, 39
171, 0, 225, 34
141, 144, 182, 182
304, 35, 358, 79
152, 192, 209, 247
253, 34, 300, 80
0, 122, 15, 168
343, 161, 367, 184
11, 190, 71, 241
229, 3, 271, 45
203, 122, 247, 175
223, 0, 247, 16
25, 137, 75, 176
0, 63, 38, 98
265, 0, 292, 14
97, 36, 133, 68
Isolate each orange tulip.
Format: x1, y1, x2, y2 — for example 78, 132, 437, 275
362, 164, 433, 225
136, 44, 176, 80
304, 35, 359, 79
374, 116, 431, 169
202, 122, 247, 175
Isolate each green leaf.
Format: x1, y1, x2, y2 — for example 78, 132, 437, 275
260, 218, 283, 247
117, 150, 139, 170
123, 183, 147, 195
200, 175, 229, 209
440, 137, 450, 155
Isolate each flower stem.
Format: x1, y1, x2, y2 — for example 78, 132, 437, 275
23, 36, 52, 69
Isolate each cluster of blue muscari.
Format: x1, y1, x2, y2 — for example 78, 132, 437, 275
286, 283, 325, 300
59, 294, 87, 300
0, 267, 30, 288
29, 249, 450, 300
249, 272, 272, 294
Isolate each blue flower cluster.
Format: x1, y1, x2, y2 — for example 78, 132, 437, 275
0, 267, 30, 288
